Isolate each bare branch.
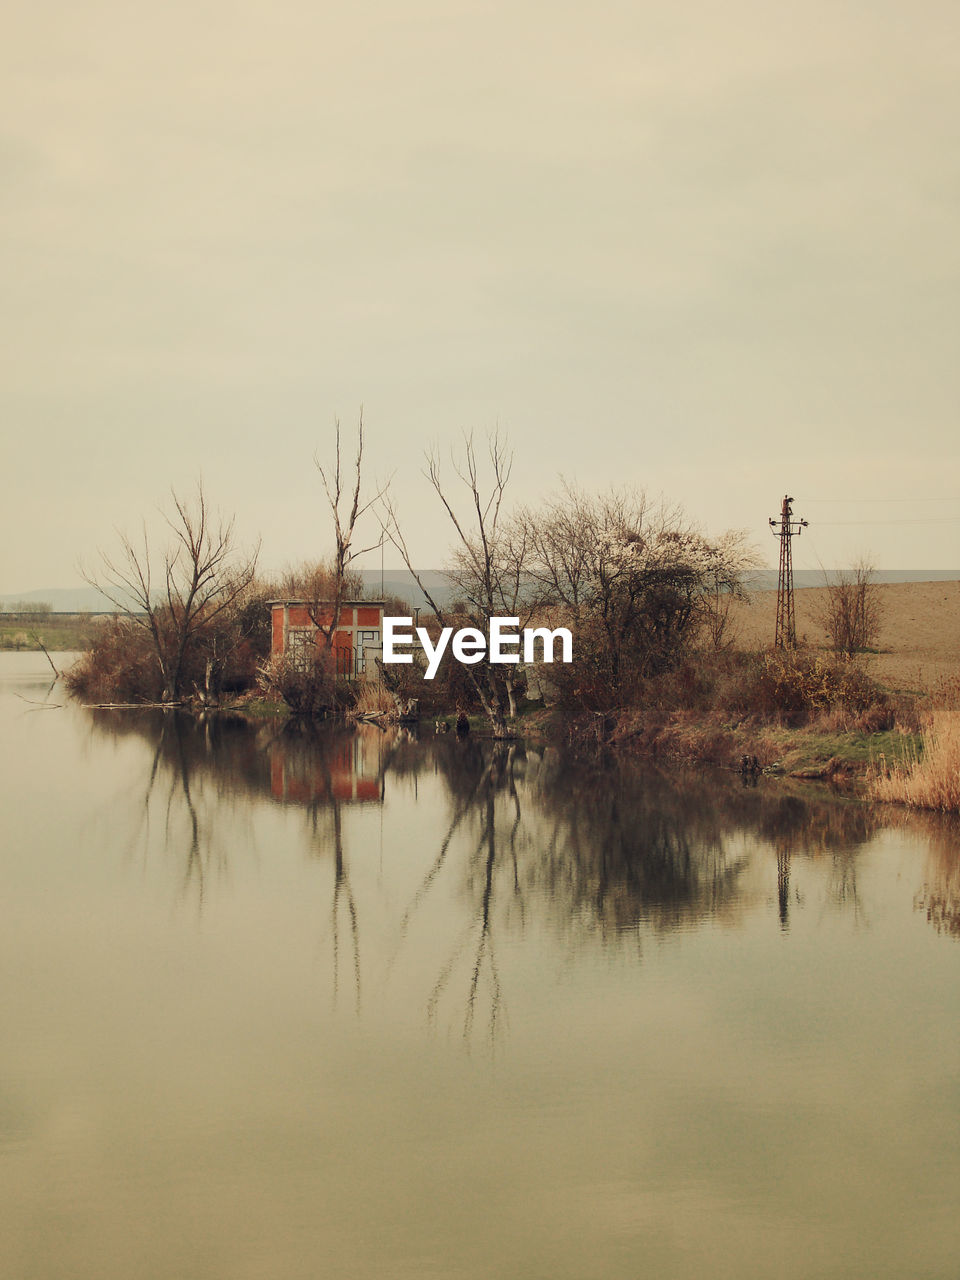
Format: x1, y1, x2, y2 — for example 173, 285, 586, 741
81, 481, 259, 701
312, 412, 392, 644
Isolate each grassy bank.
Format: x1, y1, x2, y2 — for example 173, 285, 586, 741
608, 709, 921, 782
523, 643, 948, 796
0, 615, 98, 652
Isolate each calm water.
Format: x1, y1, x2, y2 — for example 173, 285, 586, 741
1, 652, 958, 1279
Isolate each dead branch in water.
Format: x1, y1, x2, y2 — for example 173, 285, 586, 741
14, 693, 63, 709
31, 634, 60, 677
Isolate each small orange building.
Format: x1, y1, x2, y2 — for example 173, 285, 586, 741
269, 600, 386, 678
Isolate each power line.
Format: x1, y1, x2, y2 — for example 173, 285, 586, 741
797, 496, 960, 504
809, 517, 960, 526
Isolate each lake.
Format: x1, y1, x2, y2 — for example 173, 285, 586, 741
1, 651, 958, 1279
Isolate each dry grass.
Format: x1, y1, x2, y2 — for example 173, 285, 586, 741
348, 681, 398, 719
872, 711, 960, 812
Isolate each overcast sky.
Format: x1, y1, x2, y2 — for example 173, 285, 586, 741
2, 0, 958, 591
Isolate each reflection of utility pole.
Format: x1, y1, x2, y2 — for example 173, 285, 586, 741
769, 494, 808, 648
777, 850, 790, 930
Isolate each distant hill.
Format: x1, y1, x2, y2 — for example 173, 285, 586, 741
358, 570, 457, 610
4, 569, 957, 615
0, 586, 126, 613
748, 569, 960, 591
365, 569, 960, 607
0, 574, 457, 615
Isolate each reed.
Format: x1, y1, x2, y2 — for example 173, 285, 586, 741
349, 680, 397, 719
872, 711, 960, 812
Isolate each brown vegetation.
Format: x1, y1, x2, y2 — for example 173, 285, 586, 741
815, 560, 883, 657
871, 711, 960, 812
257, 649, 340, 718
80, 484, 260, 702
65, 595, 269, 705
583, 646, 894, 764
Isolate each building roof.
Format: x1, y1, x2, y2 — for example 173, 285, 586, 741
267, 599, 386, 607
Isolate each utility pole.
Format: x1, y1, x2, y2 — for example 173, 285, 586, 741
769, 494, 808, 648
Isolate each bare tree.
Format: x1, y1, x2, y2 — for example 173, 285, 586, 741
82, 484, 259, 702
311, 412, 389, 646
817, 559, 883, 658
443, 509, 546, 718
382, 431, 537, 735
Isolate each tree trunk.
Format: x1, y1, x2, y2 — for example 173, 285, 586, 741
505, 673, 518, 719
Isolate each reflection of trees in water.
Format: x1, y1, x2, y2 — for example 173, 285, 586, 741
91, 706, 271, 797
751, 789, 879, 930
302, 773, 363, 1013
752, 790, 879, 857
89, 712, 394, 1011
527, 753, 744, 939
754, 791, 877, 927
88, 709, 242, 911
393, 740, 517, 1046
394, 744, 852, 1042
400, 746, 889, 1037
890, 811, 960, 939
84, 711, 936, 1042
391, 745, 763, 1041
86, 713, 389, 939
498, 752, 880, 940
88, 707, 392, 809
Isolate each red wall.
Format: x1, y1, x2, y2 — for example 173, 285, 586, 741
270, 603, 383, 661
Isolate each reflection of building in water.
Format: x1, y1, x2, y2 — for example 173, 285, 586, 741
270, 600, 385, 678
269, 732, 384, 805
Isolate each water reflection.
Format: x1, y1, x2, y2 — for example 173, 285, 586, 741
268, 726, 384, 805
87, 712, 890, 919
88, 709, 391, 808
78, 711, 932, 1044
894, 810, 960, 937
400, 740, 521, 1043
5, 660, 959, 1280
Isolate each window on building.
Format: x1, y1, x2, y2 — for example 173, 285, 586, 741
287, 631, 314, 671
355, 630, 381, 675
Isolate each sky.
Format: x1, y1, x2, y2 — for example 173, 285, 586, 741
2, 0, 958, 592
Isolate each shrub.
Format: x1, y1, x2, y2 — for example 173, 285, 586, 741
64, 619, 164, 703
257, 650, 340, 717
547, 612, 644, 719
816, 560, 882, 656
371, 615, 490, 720
727, 648, 889, 728
64, 606, 266, 704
